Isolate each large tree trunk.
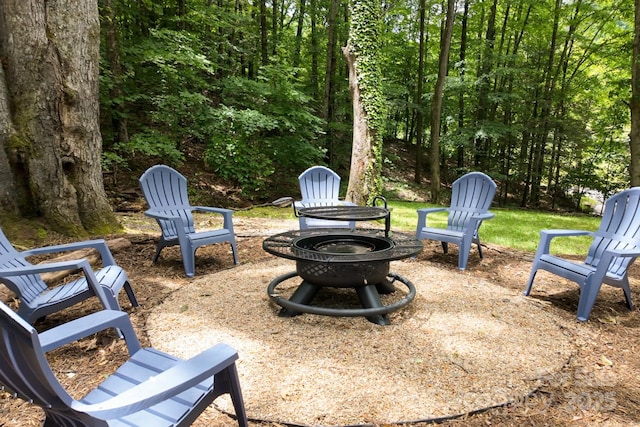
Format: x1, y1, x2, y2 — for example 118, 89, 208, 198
0, 0, 119, 235
343, 0, 384, 206
343, 47, 376, 205
0, 66, 20, 215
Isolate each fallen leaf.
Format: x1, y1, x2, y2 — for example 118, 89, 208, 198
598, 316, 617, 324
598, 355, 613, 367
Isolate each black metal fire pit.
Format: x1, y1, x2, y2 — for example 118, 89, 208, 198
262, 228, 423, 325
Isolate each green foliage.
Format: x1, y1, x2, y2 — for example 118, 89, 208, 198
204, 66, 324, 193
96, 0, 636, 207
116, 130, 184, 164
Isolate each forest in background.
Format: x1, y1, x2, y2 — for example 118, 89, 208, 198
99, 0, 633, 208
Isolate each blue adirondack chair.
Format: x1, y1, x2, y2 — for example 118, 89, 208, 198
139, 165, 239, 277
0, 301, 248, 426
0, 229, 138, 323
416, 172, 497, 271
524, 187, 640, 321
293, 166, 356, 229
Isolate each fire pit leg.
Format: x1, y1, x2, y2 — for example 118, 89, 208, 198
375, 279, 396, 295
356, 285, 390, 325
278, 280, 320, 317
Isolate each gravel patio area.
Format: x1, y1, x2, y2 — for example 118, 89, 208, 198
146, 256, 576, 426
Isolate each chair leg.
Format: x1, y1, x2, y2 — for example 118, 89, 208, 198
523, 267, 538, 296
124, 282, 139, 307
230, 241, 240, 265
152, 245, 163, 263
213, 364, 248, 427
577, 280, 603, 322
475, 238, 484, 259
621, 278, 634, 310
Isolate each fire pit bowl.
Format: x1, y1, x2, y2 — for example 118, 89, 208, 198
293, 234, 393, 287
262, 228, 423, 325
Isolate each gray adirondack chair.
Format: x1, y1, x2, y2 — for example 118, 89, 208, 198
416, 172, 497, 270
0, 301, 248, 427
293, 166, 356, 229
139, 165, 239, 277
524, 187, 640, 321
0, 229, 138, 323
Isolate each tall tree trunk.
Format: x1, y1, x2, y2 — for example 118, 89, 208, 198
344, 0, 384, 205
531, 0, 561, 206
293, 0, 307, 68
631, 0, 640, 186
457, 0, 469, 170
309, 0, 319, 98
323, 0, 339, 163
414, 0, 427, 184
272, 0, 278, 56
260, 0, 268, 65
0, 0, 119, 235
429, 0, 456, 204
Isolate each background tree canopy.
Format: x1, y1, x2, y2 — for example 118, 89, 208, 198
2, 0, 638, 231
98, 0, 636, 207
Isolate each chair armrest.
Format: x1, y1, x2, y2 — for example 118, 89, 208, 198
192, 206, 234, 230
74, 343, 238, 418
603, 247, 640, 259
0, 259, 117, 311
416, 208, 448, 234
21, 239, 117, 266
0, 259, 91, 276
143, 209, 182, 221
472, 212, 495, 220
39, 310, 142, 354
534, 229, 594, 257
192, 206, 233, 215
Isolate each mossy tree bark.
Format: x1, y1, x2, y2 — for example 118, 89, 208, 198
0, 0, 119, 235
343, 0, 384, 206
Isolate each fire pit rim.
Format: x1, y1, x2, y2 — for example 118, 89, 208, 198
262, 228, 423, 263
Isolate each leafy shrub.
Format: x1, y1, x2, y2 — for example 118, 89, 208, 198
204, 66, 324, 193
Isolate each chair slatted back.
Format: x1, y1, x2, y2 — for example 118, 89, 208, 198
447, 172, 497, 233
0, 230, 47, 304
298, 166, 342, 206
586, 188, 640, 278
140, 165, 196, 238
0, 303, 90, 424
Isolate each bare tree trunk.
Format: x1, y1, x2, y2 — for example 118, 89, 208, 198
260, 0, 268, 65
293, 0, 307, 68
414, 0, 427, 184
429, 0, 456, 204
457, 0, 469, 170
0, 0, 119, 235
323, 0, 339, 162
309, 0, 319, 98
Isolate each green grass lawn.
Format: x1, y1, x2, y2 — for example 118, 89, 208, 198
237, 201, 602, 256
